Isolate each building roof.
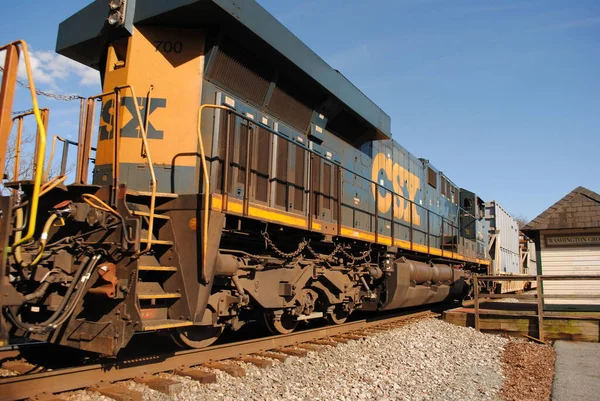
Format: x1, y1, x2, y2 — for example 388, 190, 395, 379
56, 0, 391, 139
522, 186, 600, 231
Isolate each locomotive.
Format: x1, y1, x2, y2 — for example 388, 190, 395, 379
0, 0, 493, 355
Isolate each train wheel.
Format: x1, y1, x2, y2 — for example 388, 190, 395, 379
172, 325, 224, 349
326, 305, 350, 325
263, 310, 298, 335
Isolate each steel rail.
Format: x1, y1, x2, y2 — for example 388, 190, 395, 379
0, 310, 436, 400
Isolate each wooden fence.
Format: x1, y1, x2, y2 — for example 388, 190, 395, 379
473, 275, 600, 341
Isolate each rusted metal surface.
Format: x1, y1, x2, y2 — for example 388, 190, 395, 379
88, 262, 118, 297
0, 310, 435, 400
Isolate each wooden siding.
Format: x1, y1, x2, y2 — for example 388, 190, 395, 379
541, 231, 600, 306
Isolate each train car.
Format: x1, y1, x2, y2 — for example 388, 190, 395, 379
485, 200, 538, 293
0, 0, 491, 355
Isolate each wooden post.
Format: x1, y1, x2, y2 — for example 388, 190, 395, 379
536, 275, 544, 342
474, 275, 480, 332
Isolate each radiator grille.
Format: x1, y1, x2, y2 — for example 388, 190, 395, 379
207, 39, 271, 106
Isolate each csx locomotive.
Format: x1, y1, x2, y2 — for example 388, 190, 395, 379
0, 0, 491, 355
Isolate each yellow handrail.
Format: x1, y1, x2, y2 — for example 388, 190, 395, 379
76, 86, 156, 255
9, 40, 48, 248
196, 104, 233, 281
115, 85, 157, 255
44, 135, 61, 180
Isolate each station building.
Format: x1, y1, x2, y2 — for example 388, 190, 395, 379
522, 186, 600, 311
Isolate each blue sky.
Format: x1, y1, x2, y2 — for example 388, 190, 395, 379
1, 0, 599, 221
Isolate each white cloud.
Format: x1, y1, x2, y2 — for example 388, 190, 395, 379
0, 47, 99, 89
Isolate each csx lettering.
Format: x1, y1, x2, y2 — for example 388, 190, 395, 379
371, 152, 421, 225
98, 96, 167, 140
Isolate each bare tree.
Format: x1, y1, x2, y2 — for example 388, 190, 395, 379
2, 131, 74, 195
513, 214, 529, 229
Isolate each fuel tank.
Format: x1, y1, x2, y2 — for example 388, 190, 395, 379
379, 257, 466, 310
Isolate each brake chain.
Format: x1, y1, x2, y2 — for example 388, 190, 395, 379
339, 246, 372, 263
262, 231, 308, 259
262, 231, 371, 263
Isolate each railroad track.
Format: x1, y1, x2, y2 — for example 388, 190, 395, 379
0, 309, 439, 401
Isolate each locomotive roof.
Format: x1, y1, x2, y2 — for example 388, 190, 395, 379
56, 0, 392, 139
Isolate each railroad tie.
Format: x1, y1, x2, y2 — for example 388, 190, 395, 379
173, 368, 218, 383
361, 329, 387, 334
252, 351, 289, 363
348, 331, 373, 336
328, 336, 350, 344
338, 334, 367, 340
295, 344, 326, 352
203, 361, 245, 377
88, 384, 143, 401
234, 356, 273, 368
273, 347, 308, 357
306, 339, 339, 347
133, 376, 182, 396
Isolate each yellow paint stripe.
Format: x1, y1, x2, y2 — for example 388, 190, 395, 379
211, 194, 222, 209
377, 235, 392, 246
227, 198, 243, 214
412, 243, 428, 253
340, 227, 375, 242
210, 194, 489, 265
212, 195, 308, 229
395, 239, 411, 248
248, 205, 308, 229
429, 248, 442, 256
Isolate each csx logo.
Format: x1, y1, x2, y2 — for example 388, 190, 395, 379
99, 96, 167, 140
371, 153, 421, 225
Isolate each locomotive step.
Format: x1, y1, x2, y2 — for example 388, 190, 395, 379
141, 319, 193, 331
126, 189, 178, 198
138, 292, 182, 300
138, 265, 178, 272
131, 210, 171, 220
139, 238, 174, 246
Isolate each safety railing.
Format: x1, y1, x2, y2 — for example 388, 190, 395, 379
46, 135, 96, 179
198, 104, 470, 280
1, 40, 49, 247
8, 108, 50, 181
473, 275, 600, 342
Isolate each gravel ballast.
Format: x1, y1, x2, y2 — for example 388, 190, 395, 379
43, 317, 560, 401
141, 318, 508, 401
